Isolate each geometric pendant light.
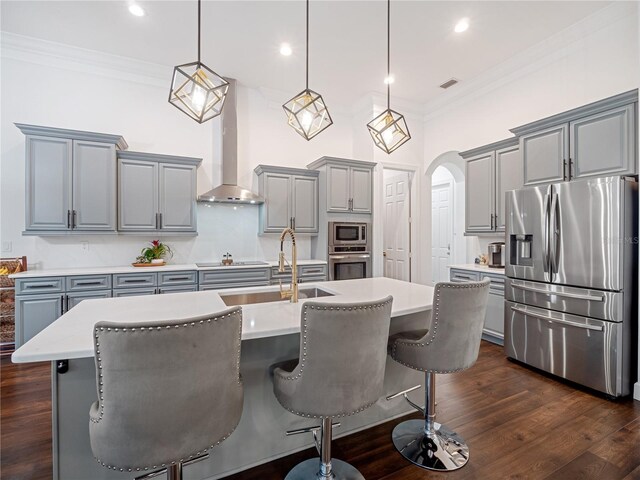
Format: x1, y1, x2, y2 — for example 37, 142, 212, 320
367, 0, 411, 153
283, 0, 333, 140
169, 0, 229, 123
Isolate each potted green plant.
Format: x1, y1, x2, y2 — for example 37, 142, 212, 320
135, 240, 173, 265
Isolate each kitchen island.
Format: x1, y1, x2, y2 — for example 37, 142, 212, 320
13, 277, 434, 480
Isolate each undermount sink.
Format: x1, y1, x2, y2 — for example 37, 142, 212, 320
220, 287, 334, 306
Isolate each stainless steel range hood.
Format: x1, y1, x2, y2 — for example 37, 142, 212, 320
198, 79, 264, 204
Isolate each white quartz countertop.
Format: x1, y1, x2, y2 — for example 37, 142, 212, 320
9, 260, 327, 278
12, 277, 433, 364
448, 264, 505, 276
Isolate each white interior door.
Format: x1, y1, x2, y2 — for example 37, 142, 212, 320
383, 171, 411, 281
431, 182, 453, 283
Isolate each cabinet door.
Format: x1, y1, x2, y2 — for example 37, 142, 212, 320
159, 163, 197, 231
72, 140, 116, 231
25, 135, 72, 231
291, 175, 318, 233
262, 172, 291, 233
15, 294, 63, 348
495, 145, 522, 231
484, 291, 504, 341
66, 290, 112, 311
118, 158, 158, 231
350, 166, 373, 213
521, 124, 568, 186
326, 164, 350, 212
465, 152, 495, 232
570, 104, 636, 180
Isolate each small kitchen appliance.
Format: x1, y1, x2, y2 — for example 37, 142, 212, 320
487, 242, 505, 268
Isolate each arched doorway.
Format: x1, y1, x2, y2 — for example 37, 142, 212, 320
423, 152, 467, 285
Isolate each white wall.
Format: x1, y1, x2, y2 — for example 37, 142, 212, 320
420, 3, 640, 284
0, 34, 356, 269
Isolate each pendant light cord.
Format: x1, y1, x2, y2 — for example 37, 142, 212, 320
387, 0, 390, 110
306, 0, 310, 90
197, 0, 201, 64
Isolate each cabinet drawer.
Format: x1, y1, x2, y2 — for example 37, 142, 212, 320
66, 290, 112, 310
113, 273, 157, 288
299, 264, 327, 277
15, 277, 65, 295
449, 269, 480, 283
299, 276, 327, 283
484, 274, 505, 294
158, 285, 198, 294
66, 275, 112, 292
113, 287, 157, 297
199, 281, 270, 291
199, 268, 270, 286
158, 271, 197, 287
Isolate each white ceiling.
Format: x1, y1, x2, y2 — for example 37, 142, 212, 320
1, 1, 611, 107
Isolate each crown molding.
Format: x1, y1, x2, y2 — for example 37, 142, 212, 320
421, 2, 636, 122
1, 31, 171, 88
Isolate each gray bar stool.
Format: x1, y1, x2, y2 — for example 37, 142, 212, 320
89, 307, 244, 480
273, 297, 393, 480
387, 279, 489, 472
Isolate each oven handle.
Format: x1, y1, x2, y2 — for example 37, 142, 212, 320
328, 254, 371, 260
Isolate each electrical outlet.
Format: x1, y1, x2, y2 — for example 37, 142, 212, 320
1, 241, 12, 253
81, 241, 89, 252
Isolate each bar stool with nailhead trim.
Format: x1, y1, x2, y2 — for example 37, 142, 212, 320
272, 297, 393, 480
89, 307, 244, 480
387, 279, 490, 472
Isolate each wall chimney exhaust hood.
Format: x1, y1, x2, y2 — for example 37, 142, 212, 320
198, 79, 264, 204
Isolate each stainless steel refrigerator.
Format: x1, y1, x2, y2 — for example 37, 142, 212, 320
505, 176, 637, 397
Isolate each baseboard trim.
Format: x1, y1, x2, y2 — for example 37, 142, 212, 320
634, 382, 640, 401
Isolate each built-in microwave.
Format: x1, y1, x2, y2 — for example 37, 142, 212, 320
329, 222, 368, 246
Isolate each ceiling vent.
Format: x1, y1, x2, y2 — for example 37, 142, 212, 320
439, 78, 459, 89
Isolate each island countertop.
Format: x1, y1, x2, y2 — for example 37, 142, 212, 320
12, 277, 434, 364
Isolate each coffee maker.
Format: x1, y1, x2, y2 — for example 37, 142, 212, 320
487, 242, 505, 268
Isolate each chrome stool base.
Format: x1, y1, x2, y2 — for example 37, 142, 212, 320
284, 458, 365, 480
391, 419, 469, 471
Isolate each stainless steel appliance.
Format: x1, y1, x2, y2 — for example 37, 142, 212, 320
328, 222, 371, 281
487, 242, 505, 268
505, 176, 637, 397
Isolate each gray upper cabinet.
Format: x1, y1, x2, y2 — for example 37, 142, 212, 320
118, 151, 201, 233
570, 104, 635, 180
465, 152, 495, 232
511, 90, 638, 186
72, 140, 117, 231
495, 144, 523, 231
17, 124, 127, 235
520, 124, 568, 186
461, 138, 521, 234
255, 165, 319, 234
159, 163, 197, 231
307, 157, 376, 214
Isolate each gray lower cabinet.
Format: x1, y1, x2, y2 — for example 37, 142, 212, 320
17, 124, 126, 234
113, 287, 157, 297
449, 268, 504, 344
512, 90, 638, 185
118, 151, 201, 233
269, 264, 328, 285
307, 157, 376, 214
66, 290, 111, 310
15, 293, 64, 347
462, 138, 521, 234
255, 165, 319, 234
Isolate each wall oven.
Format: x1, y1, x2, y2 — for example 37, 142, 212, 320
328, 222, 371, 281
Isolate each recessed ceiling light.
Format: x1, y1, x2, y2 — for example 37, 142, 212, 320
128, 4, 145, 17
280, 43, 293, 56
384, 75, 395, 85
454, 18, 469, 33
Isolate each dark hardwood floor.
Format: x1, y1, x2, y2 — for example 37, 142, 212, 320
2, 342, 639, 480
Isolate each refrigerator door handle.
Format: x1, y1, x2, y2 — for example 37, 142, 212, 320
550, 192, 559, 275
510, 281, 605, 302
510, 305, 604, 331
543, 192, 551, 274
